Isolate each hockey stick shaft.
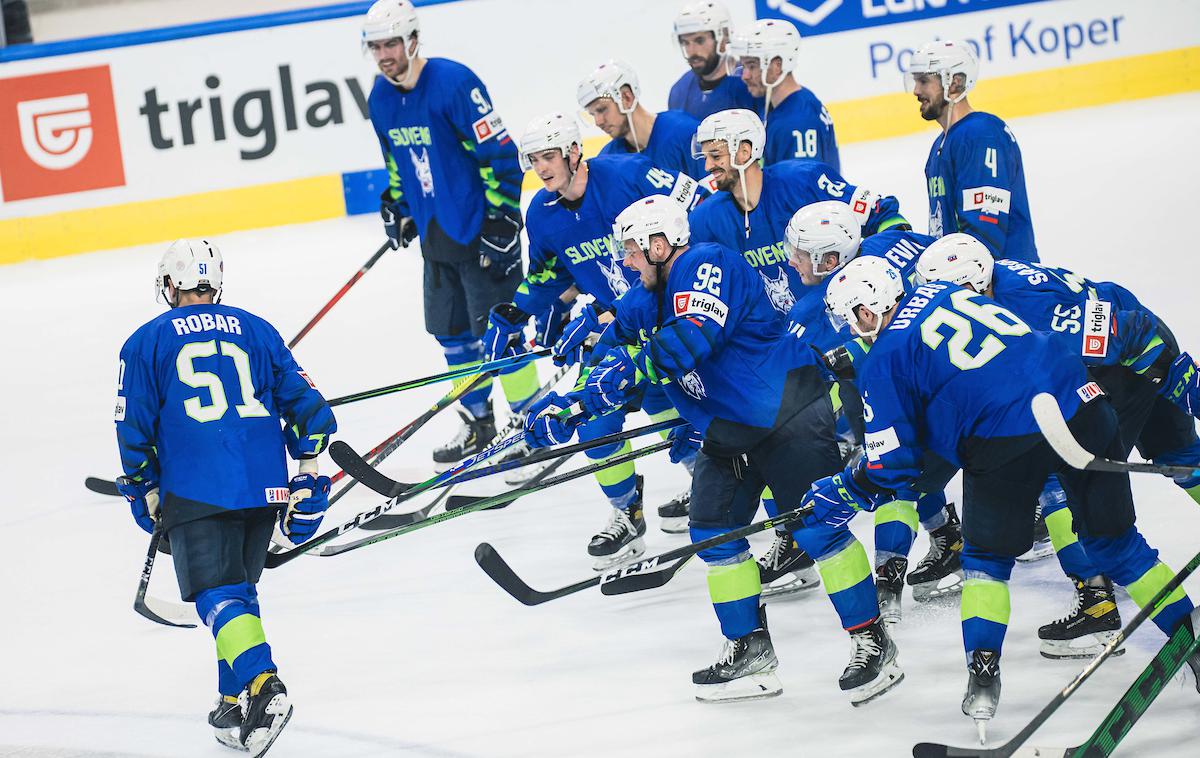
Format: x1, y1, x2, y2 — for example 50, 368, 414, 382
287, 241, 390, 349
133, 522, 196, 629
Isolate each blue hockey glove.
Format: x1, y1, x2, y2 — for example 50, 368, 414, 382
380, 190, 416, 250
1097, 308, 1159, 370
1160, 352, 1200, 417
667, 423, 702, 465
280, 472, 332, 544
116, 475, 159, 534
483, 302, 530, 362
801, 469, 874, 529
523, 392, 583, 448
553, 303, 605, 367
582, 346, 644, 416
479, 206, 523, 281
534, 296, 574, 349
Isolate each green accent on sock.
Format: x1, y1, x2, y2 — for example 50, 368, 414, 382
647, 407, 680, 440
762, 486, 774, 501
961, 578, 1011, 625
498, 362, 539, 408
1127, 561, 1189, 618
594, 441, 635, 487
816, 539, 872, 595
873, 500, 918, 532
1044, 507, 1079, 551
707, 558, 761, 605
215, 614, 267, 666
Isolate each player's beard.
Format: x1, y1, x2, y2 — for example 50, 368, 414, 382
919, 95, 945, 122
692, 51, 722, 78
711, 168, 737, 193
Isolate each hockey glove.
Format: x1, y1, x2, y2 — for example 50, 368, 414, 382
483, 302, 530, 362
479, 206, 523, 281
821, 337, 871, 382
582, 346, 646, 416
801, 468, 875, 529
523, 391, 583, 448
667, 423, 703, 465
1098, 308, 1161, 371
116, 475, 159, 534
553, 302, 606, 367
380, 190, 416, 250
534, 296, 575, 349
280, 471, 332, 545
1160, 352, 1200, 417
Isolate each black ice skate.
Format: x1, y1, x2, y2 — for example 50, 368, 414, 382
239, 671, 292, 758
1018, 509, 1054, 563
656, 487, 690, 534
757, 530, 820, 600
588, 476, 646, 571
876, 557, 908, 625
500, 434, 558, 486
1038, 577, 1124, 660
693, 607, 782, 703
208, 695, 245, 751
907, 503, 964, 601
962, 649, 1002, 745
839, 618, 904, 706
432, 406, 497, 469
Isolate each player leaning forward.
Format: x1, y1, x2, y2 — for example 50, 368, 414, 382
534, 197, 903, 703
363, 0, 539, 465
115, 240, 337, 756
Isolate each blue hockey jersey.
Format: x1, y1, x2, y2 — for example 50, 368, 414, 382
763, 88, 839, 171
925, 111, 1037, 262
597, 109, 708, 181
369, 58, 522, 249
517, 155, 703, 315
668, 69, 762, 121
116, 304, 337, 526
856, 281, 1086, 493
689, 160, 907, 317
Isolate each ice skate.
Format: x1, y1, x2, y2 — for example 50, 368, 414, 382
1038, 577, 1124, 659
1017, 509, 1054, 563
962, 650, 1001, 745
432, 406, 496, 470
501, 436, 559, 486
239, 671, 292, 758
656, 487, 690, 534
840, 619, 904, 706
693, 608, 782, 703
208, 695, 245, 751
907, 503, 964, 601
758, 530, 820, 600
588, 477, 646, 571
875, 557, 907, 625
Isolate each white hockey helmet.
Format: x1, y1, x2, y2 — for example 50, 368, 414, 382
731, 18, 800, 85
361, 0, 419, 45
692, 108, 765, 165
577, 59, 641, 113
824, 256, 905, 339
914, 233, 994, 293
613, 196, 691, 259
157, 238, 223, 305
673, 1, 733, 48
904, 40, 978, 104
785, 201, 862, 276
518, 112, 583, 172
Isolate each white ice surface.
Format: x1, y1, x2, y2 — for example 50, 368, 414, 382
2, 93, 1200, 757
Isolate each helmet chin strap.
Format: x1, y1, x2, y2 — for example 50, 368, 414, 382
382, 36, 420, 88
649, 242, 682, 328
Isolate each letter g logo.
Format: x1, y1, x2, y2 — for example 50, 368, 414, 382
17, 94, 93, 170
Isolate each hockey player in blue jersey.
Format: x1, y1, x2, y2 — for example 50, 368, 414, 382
906, 39, 1038, 262
363, 0, 539, 467
528, 196, 902, 704
481, 113, 703, 565
668, 1, 761, 121
732, 18, 838, 169
115, 240, 337, 756
579, 59, 708, 180
812, 256, 1197, 737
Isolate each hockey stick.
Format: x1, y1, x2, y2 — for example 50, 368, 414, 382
134, 522, 197, 629
475, 501, 811, 606
1031, 393, 1200, 478
911, 548, 1200, 758
287, 241, 390, 349
86, 476, 120, 497
314, 440, 672, 558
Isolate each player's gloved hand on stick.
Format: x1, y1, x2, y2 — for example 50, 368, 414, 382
523, 392, 583, 448
534, 296, 574, 349
280, 470, 332, 545
479, 206, 523, 281
801, 467, 876, 529
582, 346, 644, 416
1160, 352, 1200, 416
667, 423, 703, 465
380, 190, 416, 250
482, 302, 530, 362
116, 475, 160, 534
553, 302, 606, 367
821, 337, 870, 382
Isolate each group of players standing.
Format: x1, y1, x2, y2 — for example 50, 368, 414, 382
111, 0, 1200, 753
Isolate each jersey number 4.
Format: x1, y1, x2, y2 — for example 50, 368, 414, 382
177, 340, 269, 422
921, 289, 1030, 370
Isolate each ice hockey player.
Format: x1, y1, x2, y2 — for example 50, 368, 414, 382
732, 18, 838, 169
482, 113, 703, 563
906, 39, 1037, 262
529, 196, 902, 705
580, 59, 708, 180
915, 233, 1200, 657
780, 201, 963, 621
816, 256, 1198, 739
363, 0, 540, 467
668, 1, 761, 121
114, 239, 338, 756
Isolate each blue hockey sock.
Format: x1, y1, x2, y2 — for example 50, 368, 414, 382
793, 523, 877, 630
196, 582, 275, 695
692, 525, 760, 639
1082, 528, 1194, 636
1039, 476, 1100, 579
960, 542, 1014, 658
873, 499, 918, 564
435, 331, 492, 418
917, 490, 948, 530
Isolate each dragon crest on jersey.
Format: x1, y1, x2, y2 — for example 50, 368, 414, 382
680, 370, 707, 400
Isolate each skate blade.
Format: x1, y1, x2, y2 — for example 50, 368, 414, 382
658, 516, 689, 534
1039, 631, 1124, 660
213, 726, 248, 752
244, 696, 292, 758
761, 568, 821, 601
694, 671, 783, 703
590, 538, 646, 572
910, 571, 965, 602
976, 718, 988, 745
879, 605, 902, 626
848, 663, 904, 707
1017, 540, 1055, 563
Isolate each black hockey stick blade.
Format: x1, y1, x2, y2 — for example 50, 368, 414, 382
600, 555, 694, 595
86, 476, 120, 496
473, 543, 600, 606
330, 440, 406, 497
134, 526, 196, 629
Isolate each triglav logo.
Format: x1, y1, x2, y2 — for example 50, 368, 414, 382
17, 94, 94, 170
